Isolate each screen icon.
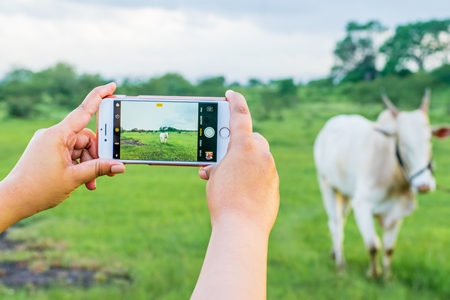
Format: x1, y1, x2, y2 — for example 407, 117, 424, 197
205, 151, 214, 161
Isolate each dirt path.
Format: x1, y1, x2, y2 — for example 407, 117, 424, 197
0, 230, 131, 289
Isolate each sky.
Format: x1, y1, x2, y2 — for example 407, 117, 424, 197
121, 101, 198, 130
0, 0, 449, 84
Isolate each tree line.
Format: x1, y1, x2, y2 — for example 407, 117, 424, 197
0, 63, 298, 120
124, 127, 195, 133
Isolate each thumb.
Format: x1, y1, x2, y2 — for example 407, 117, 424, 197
198, 165, 215, 181
70, 158, 125, 186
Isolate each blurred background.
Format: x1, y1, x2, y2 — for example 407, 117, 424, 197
1, 0, 450, 299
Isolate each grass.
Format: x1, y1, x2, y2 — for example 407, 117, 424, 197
120, 131, 197, 161
1, 101, 450, 299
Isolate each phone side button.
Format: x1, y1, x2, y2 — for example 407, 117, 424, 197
219, 127, 230, 138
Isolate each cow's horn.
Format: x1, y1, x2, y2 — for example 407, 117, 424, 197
381, 89, 399, 116
420, 88, 431, 112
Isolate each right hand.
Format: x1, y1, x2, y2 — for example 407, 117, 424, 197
199, 90, 280, 235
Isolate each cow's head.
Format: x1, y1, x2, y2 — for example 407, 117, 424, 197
376, 89, 450, 193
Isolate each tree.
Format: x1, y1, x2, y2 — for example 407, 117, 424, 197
150, 73, 194, 95
197, 76, 226, 96
259, 78, 299, 120
248, 78, 264, 87
35, 63, 78, 104
331, 20, 387, 83
0, 68, 41, 118
380, 19, 450, 75
0, 68, 34, 102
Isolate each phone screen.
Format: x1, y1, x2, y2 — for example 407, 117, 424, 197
112, 100, 218, 163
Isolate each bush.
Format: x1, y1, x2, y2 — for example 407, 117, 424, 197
5, 96, 39, 118
430, 64, 450, 85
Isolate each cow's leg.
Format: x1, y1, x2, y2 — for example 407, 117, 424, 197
352, 196, 381, 278
333, 190, 350, 272
317, 176, 347, 272
381, 218, 402, 279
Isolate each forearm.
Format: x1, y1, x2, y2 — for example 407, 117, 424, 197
0, 176, 36, 233
191, 215, 270, 300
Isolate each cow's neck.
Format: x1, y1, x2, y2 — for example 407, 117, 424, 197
373, 127, 411, 194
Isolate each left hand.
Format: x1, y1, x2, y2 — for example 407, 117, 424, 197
1, 83, 125, 220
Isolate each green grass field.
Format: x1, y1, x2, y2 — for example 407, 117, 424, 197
1, 102, 450, 299
120, 132, 197, 161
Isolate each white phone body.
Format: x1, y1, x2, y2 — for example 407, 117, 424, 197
97, 95, 230, 166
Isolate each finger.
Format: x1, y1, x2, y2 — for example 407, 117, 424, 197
60, 82, 116, 134
225, 90, 253, 140
78, 149, 97, 190
253, 132, 270, 151
69, 158, 125, 187
73, 128, 95, 150
73, 129, 98, 159
198, 165, 215, 180
85, 180, 97, 191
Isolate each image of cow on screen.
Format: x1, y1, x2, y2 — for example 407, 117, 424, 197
119, 101, 198, 161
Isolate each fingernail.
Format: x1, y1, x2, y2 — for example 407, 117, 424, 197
111, 164, 125, 174
225, 90, 234, 99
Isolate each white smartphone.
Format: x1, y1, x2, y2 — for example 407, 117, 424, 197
97, 95, 230, 166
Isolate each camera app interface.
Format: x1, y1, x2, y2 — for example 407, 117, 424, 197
113, 100, 218, 162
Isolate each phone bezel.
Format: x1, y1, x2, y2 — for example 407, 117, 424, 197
97, 95, 230, 166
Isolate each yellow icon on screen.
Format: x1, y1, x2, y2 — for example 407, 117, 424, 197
115, 128, 120, 132
156, 103, 163, 107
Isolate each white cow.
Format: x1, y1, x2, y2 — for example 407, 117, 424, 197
313, 90, 450, 278
160, 132, 168, 144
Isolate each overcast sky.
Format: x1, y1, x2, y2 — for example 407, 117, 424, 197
0, 0, 449, 84
121, 101, 197, 130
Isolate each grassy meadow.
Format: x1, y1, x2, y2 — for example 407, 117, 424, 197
120, 131, 197, 161
1, 100, 450, 299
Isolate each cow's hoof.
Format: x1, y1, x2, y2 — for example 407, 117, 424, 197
336, 264, 347, 276
366, 266, 382, 279
383, 269, 392, 281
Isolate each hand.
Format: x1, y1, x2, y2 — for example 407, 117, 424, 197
199, 90, 279, 234
0, 83, 125, 230
192, 90, 279, 300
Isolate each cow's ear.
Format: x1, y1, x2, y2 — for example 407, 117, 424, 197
432, 126, 450, 139
375, 110, 397, 136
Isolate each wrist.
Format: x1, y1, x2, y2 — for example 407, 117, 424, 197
211, 209, 274, 239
